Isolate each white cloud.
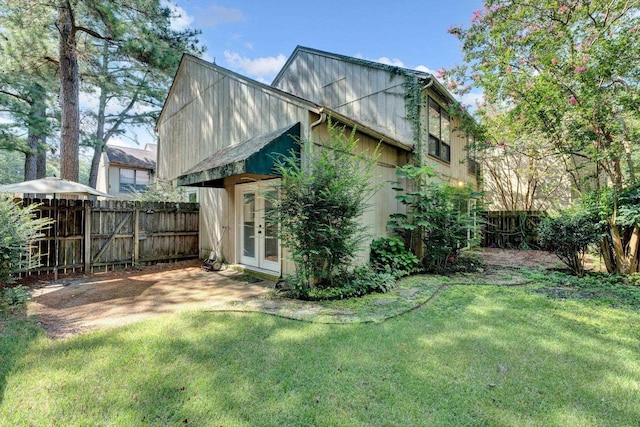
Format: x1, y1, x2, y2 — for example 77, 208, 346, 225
415, 65, 437, 75
456, 91, 485, 112
197, 5, 245, 27
161, 1, 194, 31
375, 56, 405, 67
223, 51, 287, 81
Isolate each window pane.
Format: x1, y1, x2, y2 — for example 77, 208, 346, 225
264, 193, 279, 263
243, 193, 256, 258
428, 136, 438, 157
119, 169, 135, 193
441, 110, 451, 144
428, 98, 440, 137
134, 170, 150, 191
136, 170, 150, 185
441, 143, 451, 162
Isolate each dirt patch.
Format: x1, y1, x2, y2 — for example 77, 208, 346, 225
27, 260, 273, 339
473, 248, 566, 270
473, 248, 603, 272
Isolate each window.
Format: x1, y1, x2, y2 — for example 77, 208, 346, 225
119, 169, 150, 193
427, 97, 451, 162
466, 135, 481, 177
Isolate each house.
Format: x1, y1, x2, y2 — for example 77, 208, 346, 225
96, 144, 157, 199
156, 47, 479, 278
272, 46, 481, 185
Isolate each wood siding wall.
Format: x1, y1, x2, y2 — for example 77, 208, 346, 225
157, 57, 320, 256
157, 57, 315, 184
273, 50, 414, 144
310, 121, 409, 266
14, 199, 199, 278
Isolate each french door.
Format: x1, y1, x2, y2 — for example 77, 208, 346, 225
238, 184, 280, 273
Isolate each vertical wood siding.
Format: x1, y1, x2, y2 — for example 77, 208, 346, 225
273, 50, 414, 143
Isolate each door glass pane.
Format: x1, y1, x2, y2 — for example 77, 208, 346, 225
243, 193, 255, 258
263, 193, 279, 263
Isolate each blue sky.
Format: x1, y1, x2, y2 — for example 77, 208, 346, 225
106, 1, 484, 148
169, 0, 484, 83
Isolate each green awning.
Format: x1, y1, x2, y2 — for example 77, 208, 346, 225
177, 123, 300, 188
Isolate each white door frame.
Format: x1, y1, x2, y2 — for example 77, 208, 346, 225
236, 182, 280, 274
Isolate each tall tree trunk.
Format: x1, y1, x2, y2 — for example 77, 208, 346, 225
24, 136, 38, 181
24, 83, 48, 181
58, 1, 79, 182
36, 144, 47, 178
88, 42, 109, 188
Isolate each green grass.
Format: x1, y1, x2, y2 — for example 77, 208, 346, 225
1, 273, 640, 426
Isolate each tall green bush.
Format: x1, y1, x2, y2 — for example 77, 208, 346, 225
388, 164, 479, 270
0, 196, 51, 283
270, 119, 380, 294
537, 208, 604, 277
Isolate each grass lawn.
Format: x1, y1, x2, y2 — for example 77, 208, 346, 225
1, 272, 640, 426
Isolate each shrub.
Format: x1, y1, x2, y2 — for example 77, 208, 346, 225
0, 196, 51, 283
369, 236, 419, 278
270, 119, 381, 291
0, 285, 31, 314
538, 208, 603, 277
388, 164, 480, 271
282, 265, 395, 301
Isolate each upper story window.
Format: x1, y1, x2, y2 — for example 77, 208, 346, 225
467, 135, 480, 177
119, 169, 150, 193
427, 97, 451, 163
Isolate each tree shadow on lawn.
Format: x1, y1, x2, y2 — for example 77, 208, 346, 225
0, 311, 43, 406
4, 286, 640, 425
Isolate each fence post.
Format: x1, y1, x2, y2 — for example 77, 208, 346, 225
133, 206, 140, 264
84, 200, 92, 273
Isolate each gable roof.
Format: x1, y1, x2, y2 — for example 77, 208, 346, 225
157, 54, 323, 128
157, 53, 412, 152
106, 145, 157, 170
272, 45, 458, 105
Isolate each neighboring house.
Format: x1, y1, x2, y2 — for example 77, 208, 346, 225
156, 47, 479, 277
96, 144, 157, 199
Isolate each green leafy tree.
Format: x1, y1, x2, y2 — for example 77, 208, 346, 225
0, 0, 58, 181
270, 120, 381, 293
445, 0, 640, 274
82, 13, 203, 188
474, 107, 574, 211
54, 0, 202, 182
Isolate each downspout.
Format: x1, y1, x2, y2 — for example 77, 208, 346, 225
309, 108, 327, 132
306, 108, 327, 170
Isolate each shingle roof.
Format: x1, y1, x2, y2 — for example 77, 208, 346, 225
106, 145, 157, 170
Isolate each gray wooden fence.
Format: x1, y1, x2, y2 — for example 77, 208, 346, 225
17, 198, 199, 277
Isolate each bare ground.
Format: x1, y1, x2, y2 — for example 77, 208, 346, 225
24, 249, 585, 339
27, 260, 273, 339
